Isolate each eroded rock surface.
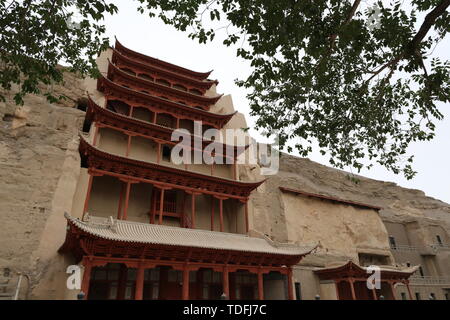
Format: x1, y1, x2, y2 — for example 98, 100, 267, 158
0, 71, 86, 296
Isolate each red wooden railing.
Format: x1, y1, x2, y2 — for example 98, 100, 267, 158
155, 199, 177, 214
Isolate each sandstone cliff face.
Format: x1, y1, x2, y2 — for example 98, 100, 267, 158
241, 153, 450, 266
0, 72, 86, 297
277, 154, 450, 228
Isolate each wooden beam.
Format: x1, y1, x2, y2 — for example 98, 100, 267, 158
89, 168, 249, 201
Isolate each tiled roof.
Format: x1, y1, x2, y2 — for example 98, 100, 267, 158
315, 261, 419, 275
65, 213, 316, 256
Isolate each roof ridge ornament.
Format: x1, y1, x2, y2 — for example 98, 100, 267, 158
109, 216, 117, 233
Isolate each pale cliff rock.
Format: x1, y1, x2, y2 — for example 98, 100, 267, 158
0, 70, 87, 297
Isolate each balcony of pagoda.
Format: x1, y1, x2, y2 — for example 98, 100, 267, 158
59, 213, 316, 300
111, 45, 217, 95
96, 76, 234, 129
107, 60, 222, 110
76, 136, 264, 234
85, 98, 247, 181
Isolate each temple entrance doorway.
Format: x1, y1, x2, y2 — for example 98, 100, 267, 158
88, 263, 136, 300
231, 270, 257, 300
157, 266, 182, 300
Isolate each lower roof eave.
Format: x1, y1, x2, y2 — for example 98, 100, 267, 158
314, 261, 419, 281
61, 213, 317, 267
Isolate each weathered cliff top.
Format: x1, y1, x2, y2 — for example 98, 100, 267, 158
276, 152, 450, 228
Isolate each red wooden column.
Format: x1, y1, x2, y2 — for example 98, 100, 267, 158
126, 134, 132, 157
389, 281, 397, 300
372, 287, 378, 300
405, 280, 413, 300
135, 264, 145, 300
257, 270, 264, 300
117, 182, 125, 219
238, 199, 249, 234
334, 280, 341, 300
244, 199, 249, 233
153, 185, 171, 225
156, 141, 162, 164
222, 266, 229, 299
121, 180, 132, 220
210, 195, 215, 231
92, 124, 99, 146
82, 174, 94, 221
349, 278, 357, 300
182, 265, 190, 300
153, 112, 158, 124
287, 268, 294, 300
191, 193, 196, 229
214, 196, 228, 232
159, 188, 165, 225
185, 191, 201, 229
150, 189, 157, 224
81, 257, 92, 299
219, 198, 223, 232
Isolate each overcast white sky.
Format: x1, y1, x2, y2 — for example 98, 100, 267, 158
101, 1, 450, 204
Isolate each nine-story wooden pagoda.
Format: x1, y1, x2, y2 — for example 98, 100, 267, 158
60, 39, 315, 300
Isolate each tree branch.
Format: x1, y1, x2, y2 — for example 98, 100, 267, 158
365, 0, 450, 85
328, 0, 361, 51
408, 0, 450, 52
